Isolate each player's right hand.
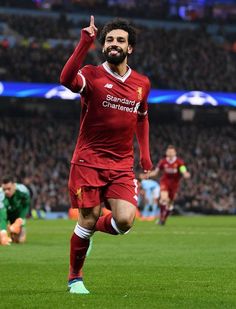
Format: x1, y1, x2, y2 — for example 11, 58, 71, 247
9, 218, 23, 234
0, 230, 12, 246
83, 15, 98, 37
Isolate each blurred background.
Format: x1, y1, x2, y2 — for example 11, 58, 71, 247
0, 0, 236, 218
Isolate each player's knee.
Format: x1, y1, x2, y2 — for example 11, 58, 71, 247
160, 193, 169, 206
115, 214, 134, 233
160, 198, 169, 206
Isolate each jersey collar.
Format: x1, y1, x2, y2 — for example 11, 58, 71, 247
102, 62, 132, 82
166, 156, 177, 164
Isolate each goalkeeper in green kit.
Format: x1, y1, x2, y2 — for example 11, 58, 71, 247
0, 176, 31, 245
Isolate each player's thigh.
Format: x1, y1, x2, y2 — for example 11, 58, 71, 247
108, 198, 136, 226
160, 190, 170, 201
105, 170, 138, 207
69, 164, 104, 208
105, 170, 137, 225
169, 186, 178, 201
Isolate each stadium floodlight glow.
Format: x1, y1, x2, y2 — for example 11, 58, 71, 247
45, 86, 80, 100
0, 82, 236, 107
0, 82, 4, 95
176, 91, 218, 106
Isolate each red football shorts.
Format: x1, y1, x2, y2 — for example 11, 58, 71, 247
68, 164, 138, 208
160, 181, 179, 201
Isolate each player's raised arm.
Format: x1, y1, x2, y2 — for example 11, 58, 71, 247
60, 15, 98, 93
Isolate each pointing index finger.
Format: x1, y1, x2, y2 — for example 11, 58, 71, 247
90, 15, 95, 27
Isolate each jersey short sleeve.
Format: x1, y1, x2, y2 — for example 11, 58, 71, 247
78, 65, 96, 95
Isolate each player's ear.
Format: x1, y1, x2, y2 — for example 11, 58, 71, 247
127, 45, 133, 55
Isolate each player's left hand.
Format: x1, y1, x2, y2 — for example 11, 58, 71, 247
184, 171, 191, 179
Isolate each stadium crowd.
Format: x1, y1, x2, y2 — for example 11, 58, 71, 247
0, 9, 236, 215
1, 0, 236, 22
0, 13, 236, 91
0, 115, 235, 215
0, 0, 187, 20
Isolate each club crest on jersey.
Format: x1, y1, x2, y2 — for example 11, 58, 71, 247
137, 87, 143, 100
76, 188, 82, 201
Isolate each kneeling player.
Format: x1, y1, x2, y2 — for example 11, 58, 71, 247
0, 176, 30, 245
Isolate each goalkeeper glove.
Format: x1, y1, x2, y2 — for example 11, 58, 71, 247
0, 230, 12, 246
9, 218, 24, 234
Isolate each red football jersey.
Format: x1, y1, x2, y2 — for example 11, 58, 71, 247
158, 157, 185, 184
71, 62, 150, 170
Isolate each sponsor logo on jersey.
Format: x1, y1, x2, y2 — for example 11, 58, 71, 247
102, 94, 141, 113
104, 83, 113, 89
165, 167, 178, 174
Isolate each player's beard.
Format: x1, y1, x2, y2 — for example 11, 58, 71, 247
103, 46, 128, 65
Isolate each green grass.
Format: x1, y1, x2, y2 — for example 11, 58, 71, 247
0, 216, 236, 309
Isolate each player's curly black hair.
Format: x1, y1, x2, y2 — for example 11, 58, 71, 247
99, 18, 136, 47
2, 175, 15, 184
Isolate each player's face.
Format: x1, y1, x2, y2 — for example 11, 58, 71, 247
166, 148, 176, 159
2, 182, 16, 198
103, 29, 133, 65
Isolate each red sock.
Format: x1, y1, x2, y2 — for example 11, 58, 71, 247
95, 213, 118, 235
164, 209, 171, 221
69, 232, 89, 281
159, 204, 166, 222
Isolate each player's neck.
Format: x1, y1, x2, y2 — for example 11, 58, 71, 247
166, 156, 177, 163
106, 61, 129, 77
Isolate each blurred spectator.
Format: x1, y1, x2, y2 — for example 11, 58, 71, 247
0, 115, 235, 214
0, 15, 235, 91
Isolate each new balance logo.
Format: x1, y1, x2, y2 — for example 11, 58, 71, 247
104, 83, 113, 89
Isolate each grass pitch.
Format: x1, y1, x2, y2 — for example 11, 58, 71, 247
0, 216, 235, 309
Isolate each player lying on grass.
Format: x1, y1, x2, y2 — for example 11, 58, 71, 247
0, 176, 31, 245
